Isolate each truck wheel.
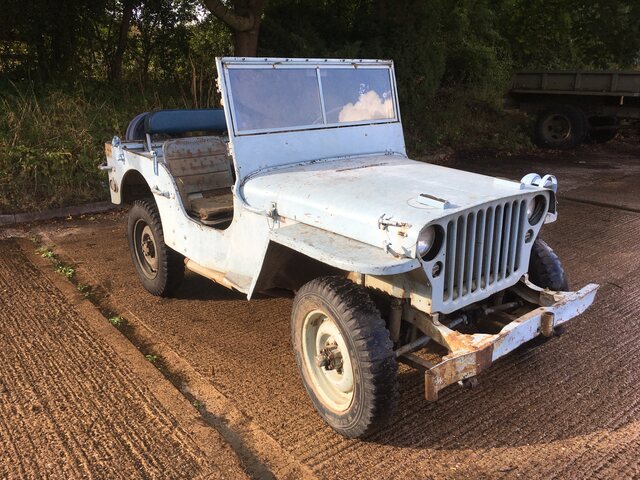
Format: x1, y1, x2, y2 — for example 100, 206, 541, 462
528, 238, 569, 291
291, 276, 398, 438
587, 116, 619, 144
127, 199, 184, 297
535, 105, 587, 149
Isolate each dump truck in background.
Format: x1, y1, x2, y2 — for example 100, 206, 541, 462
506, 71, 640, 149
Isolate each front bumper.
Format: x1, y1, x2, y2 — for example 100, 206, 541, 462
398, 280, 599, 401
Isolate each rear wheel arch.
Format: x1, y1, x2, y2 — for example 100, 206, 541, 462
121, 169, 152, 204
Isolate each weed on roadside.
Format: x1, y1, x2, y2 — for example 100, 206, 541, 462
108, 315, 125, 327
36, 246, 56, 260
76, 283, 91, 297
145, 354, 159, 364
192, 400, 204, 409
35, 244, 75, 279
54, 264, 75, 279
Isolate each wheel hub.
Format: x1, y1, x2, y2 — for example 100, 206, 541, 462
133, 220, 159, 279
543, 114, 571, 141
141, 233, 156, 261
314, 341, 343, 372
140, 226, 158, 270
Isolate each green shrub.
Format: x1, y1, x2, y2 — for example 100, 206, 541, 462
0, 82, 188, 213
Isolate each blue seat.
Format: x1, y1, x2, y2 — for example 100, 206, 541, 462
125, 109, 227, 141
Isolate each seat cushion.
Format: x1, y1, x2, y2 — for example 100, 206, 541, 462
189, 191, 234, 221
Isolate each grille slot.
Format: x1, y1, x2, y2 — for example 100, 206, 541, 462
443, 200, 527, 301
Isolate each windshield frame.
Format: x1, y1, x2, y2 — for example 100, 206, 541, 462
221, 59, 400, 136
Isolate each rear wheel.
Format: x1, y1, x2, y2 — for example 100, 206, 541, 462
535, 105, 587, 149
127, 199, 184, 296
291, 277, 398, 438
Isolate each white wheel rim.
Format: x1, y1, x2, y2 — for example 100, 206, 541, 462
301, 310, 354, 412
133, 219, 159, 279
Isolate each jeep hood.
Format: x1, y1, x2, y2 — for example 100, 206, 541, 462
242, 155, 539, 257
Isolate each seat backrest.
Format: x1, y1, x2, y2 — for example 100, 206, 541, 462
146, 109, 227, 136
162, 136, 234, 204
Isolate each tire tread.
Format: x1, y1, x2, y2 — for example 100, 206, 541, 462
128, 199, 184, 297
528, 238, 569, 291
292, 276, 398, 438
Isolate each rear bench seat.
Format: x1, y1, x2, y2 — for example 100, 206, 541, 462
162, 136, 234, 227
124, 108, 234, 227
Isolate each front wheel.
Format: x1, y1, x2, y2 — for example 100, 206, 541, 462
127, 199, 185, 297
291, 277, 398, 438
528, 238, 569, 291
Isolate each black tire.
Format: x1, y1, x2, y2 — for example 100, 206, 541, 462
291, 276, 398, 438
528, 238, 569, 291
535, 105, 587, 149
587, 116, 619, 144
127, 199, 184, 296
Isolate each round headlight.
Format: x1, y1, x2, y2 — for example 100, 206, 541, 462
526, 195, 547, 225
416, 226, 436, 258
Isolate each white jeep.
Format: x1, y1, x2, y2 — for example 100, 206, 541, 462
103, 57, 598, 438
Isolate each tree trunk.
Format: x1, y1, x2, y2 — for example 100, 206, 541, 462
233, 21, 261, 57
203, 0, 266, 57
109, 0, 136, 82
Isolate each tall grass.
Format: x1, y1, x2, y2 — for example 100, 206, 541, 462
0, 81, 189, 214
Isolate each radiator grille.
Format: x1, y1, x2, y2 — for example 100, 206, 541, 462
443, 199, 527, 302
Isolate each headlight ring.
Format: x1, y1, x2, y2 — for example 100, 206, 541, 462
526, 195, 547, 225
416, 225, 444, 261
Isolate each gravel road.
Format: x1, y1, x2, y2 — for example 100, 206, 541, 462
3, 139, 639, 479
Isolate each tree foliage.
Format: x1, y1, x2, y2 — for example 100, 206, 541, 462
1, 0, 639, 212
2, 0, 638, 87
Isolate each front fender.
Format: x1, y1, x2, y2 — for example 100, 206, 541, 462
269, 222, 420, 276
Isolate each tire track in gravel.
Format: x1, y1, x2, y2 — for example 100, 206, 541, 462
1, 259, 191, 477
31, 228, 318, 480
0, 239, 247, 479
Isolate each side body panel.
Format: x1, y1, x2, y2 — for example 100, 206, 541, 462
106, 143, 271, 292
105, 142, 418, 296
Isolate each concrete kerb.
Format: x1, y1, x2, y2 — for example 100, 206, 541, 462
0, 202, 117, 227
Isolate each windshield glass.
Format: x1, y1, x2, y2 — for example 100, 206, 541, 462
320, 68, 394, 123
228, 68, 323, 131
226, 65, 396, 134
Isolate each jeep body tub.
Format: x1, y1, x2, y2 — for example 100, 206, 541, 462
104, 57, 598, 437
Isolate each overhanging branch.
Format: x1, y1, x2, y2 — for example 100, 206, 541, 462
202, 0, 255, 32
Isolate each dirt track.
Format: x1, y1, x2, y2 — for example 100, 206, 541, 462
0, 239, 246, 479
4, 139, 640, 479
